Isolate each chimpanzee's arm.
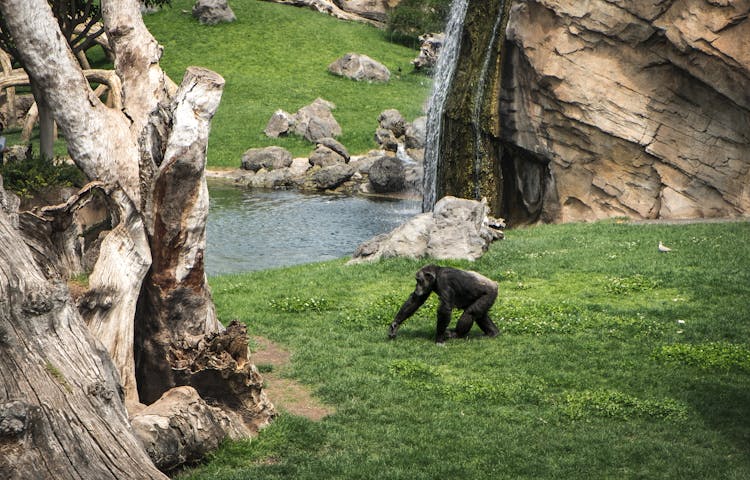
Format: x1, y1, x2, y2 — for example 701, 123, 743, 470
388, 291, 430, 338
434, 300, 453, 344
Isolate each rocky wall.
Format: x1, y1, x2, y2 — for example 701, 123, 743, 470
439, 0, 750, 223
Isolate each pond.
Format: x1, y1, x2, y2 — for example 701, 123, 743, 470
206, 182, 422, 276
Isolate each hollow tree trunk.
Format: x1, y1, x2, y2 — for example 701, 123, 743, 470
0, 206, 166, 480
0, 0, 275, 473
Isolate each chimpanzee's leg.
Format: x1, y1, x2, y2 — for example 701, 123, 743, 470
453, 310, 474, 338
455, 288, 498, 338
475, 313, 500, 337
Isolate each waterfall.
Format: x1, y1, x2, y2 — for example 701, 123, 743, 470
472, 1, 505, 200
421, 0, 470, 212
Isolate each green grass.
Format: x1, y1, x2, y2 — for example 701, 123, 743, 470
143, 1, 431, 166
180, 220, 750, 479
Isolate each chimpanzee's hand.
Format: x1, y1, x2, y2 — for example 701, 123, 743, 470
388, 322, 398, 339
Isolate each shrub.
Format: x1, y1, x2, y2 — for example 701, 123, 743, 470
0, 151, 85, 198
386, 0, 452, 46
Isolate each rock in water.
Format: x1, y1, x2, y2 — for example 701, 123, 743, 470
241, 146, 293, 172
369, 156, 406, 193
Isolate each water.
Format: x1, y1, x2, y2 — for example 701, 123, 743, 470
422, 0, 470, 212
205, 183, 421, 276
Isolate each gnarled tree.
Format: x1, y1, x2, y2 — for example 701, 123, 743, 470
0, 0, 274, 477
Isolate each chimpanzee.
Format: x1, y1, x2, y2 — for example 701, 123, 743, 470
388, 265, 500, 344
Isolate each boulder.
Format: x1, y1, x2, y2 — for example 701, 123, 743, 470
1, 144, 32, 165
292, 98, 342, 142
316, 137, 350, 161
309, 144, 345, 167
260, 0, 386, 26
264, 109, 296, 138
311, 163, 355, 190
348, 150, 381, 175
412, 33, 445, 71
374, 127, 399, 152
349, 196, 505, 264
332, 0, 393, 23
289, 157, 312, 176
378, 109, 406, 138
328, 53, 391, 83
241, 146, 293, 172
245, 168, 298, 189
192, 0, 236, 25
404, 116, 427, 149
369, 155, 406, 193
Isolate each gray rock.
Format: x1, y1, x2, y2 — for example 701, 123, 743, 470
289, 157, 312, 176
374, 127, 399, 152
309, 145, 345, 167
348, 196, 505, 264
311, 164, 355, 190
348, 151, 381, 175
405, 116, 427, 149
332, 0, 390, 23
246, 168, 298, 189
192, 0, 236, 25
264, 109, 295, 138
378, 109, 406, 138
328, 53, 391, 82
241, 146, 293, 172
2, 144, 32, 164
412, 33, 445, 71
293, 98, 342, 142
316, 137, 350, 161
369, 156, 405, 193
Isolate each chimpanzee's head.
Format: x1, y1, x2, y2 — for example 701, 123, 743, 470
414, 265, 439, 296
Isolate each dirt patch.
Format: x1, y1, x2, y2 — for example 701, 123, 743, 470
250, 336, 334, 421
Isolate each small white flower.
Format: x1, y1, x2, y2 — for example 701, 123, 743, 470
677, 319, 686, 325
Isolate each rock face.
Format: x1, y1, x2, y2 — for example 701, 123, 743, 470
192, 0, 236, 25
349, 196, 504, 264
435, 0, 750, 223
328, 53, 391, 82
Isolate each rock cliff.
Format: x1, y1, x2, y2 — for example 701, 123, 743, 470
437, 0, 750, 223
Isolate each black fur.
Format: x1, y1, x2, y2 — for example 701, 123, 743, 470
389, 265, 499, 344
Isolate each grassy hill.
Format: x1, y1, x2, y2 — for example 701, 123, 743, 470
179, 219, 750, 479
144, 0, 432, 167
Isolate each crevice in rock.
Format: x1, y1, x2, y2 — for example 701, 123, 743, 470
500, 143, 553, 225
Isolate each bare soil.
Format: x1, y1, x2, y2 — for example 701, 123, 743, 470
250, 336, 334, 421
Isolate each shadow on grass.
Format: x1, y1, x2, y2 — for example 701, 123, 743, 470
684, 377, 750, 459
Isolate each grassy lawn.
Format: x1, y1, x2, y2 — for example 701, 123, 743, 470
143, 0, 431, 167
181, 219, 750, 479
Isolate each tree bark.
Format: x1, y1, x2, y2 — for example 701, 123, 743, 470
0, 0, 275, 473
0, 206, 166, 480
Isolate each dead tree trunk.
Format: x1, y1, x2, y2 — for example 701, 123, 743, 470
0, 206, 166, 480
0, 0, 275, 474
